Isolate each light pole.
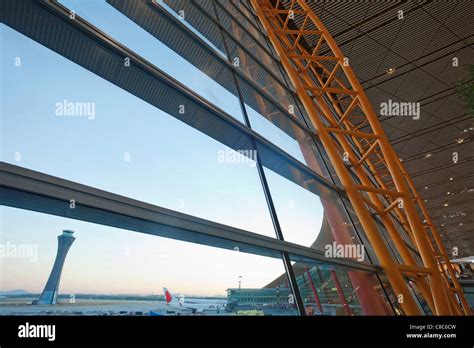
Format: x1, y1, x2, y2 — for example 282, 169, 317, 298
238, 276, 242, 306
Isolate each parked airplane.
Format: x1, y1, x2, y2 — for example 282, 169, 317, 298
163, 287, 226, 314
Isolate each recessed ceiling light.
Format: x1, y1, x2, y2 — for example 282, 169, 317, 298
387, 67, 395, 75
456, 137, 465, 144
449, 177, 453, 181
425, 153, 433, 158
443, 203, 449, 207
447, 191, 450, 195
441, 224, 445, 227
459, 223, 463, 226
424, 186, 429, 190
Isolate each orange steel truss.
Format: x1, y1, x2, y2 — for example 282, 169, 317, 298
251, 0, 471, 315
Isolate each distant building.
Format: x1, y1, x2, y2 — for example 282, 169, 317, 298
226, 287, 292, 308
34, 230, 75, 305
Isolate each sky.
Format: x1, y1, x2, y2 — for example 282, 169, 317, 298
0, 0, 324, 296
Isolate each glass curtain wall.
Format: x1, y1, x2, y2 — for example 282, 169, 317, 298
0, 0, 410, 316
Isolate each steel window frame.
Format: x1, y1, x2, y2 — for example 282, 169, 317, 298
0, 0, 344, 194
0, 0, 401, 315
0, 0, 418, 264
109, 0, 321, 146
0, 0, 420, 260
0, 162, 380, 274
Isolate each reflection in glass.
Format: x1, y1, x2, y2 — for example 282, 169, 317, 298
377, 273, 404, 315
246, 104, 306, 163
59, 0, 244, 123
287, 258, 395, 316
0, 24, 274, 236
265, 169, 369, 266
0, 206, 298, 316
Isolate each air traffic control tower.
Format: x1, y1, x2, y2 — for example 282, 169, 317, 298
35, 230, 76, 305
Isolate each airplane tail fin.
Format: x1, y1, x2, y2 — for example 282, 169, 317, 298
163, 287, 185, 307
163, 287, 173, 304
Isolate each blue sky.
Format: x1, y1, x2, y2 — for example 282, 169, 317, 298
0, 0, 324, 295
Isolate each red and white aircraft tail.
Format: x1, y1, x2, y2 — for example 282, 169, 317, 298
163, 287, 184, 307
162, 287, 226, 314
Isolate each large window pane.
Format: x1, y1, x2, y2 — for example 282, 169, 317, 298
214, 1, 288, 86
237, 77, 335, 182
264, 168, 371, 265
246, 104, 306, 163
0, 206, 298, 316
217, 0, 276, 58
288, 257, 395, 316
0, 24, 274, 236
59, 0, 244, 123
158, 0, 226, 57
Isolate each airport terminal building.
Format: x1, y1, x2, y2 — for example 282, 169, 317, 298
0, 0, 472, 317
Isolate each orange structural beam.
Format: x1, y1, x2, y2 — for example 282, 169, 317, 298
252, 0, 469, 315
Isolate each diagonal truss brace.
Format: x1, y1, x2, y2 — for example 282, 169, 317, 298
252, 0, 470, 315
